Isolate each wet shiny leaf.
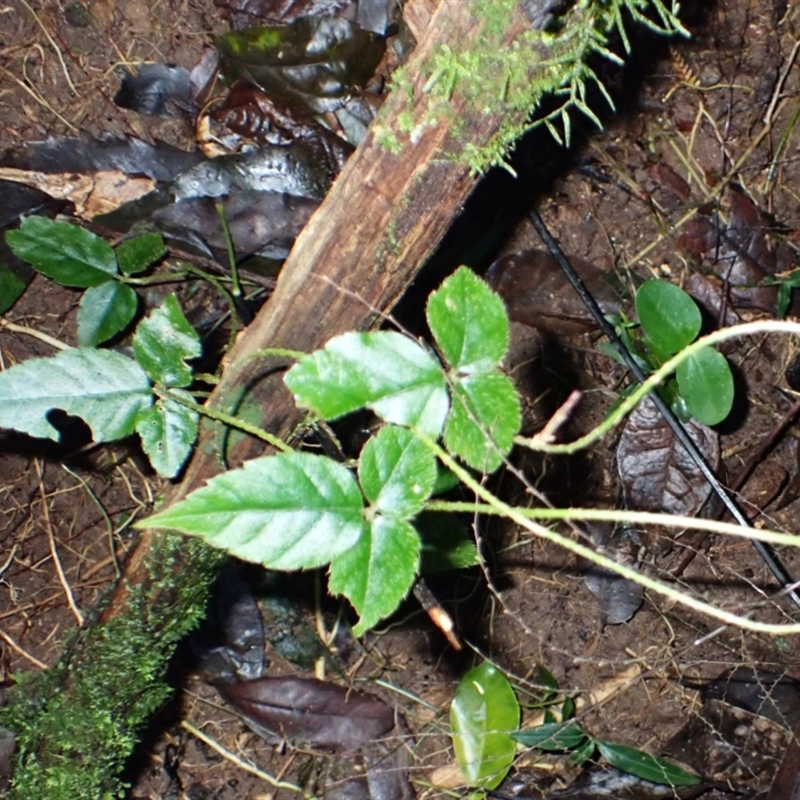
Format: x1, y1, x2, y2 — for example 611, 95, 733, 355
219, 676, 395, 751
451, 662, 518, 790
217, 16, 385, 114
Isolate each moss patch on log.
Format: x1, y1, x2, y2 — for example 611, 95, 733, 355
376, 0, 686, 173
0, 535, 224, 800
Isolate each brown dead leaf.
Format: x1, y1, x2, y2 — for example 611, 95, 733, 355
219, 676, 395, 751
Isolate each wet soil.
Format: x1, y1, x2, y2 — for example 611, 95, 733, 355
2, 0, 800, 798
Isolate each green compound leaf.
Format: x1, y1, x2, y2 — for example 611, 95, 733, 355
451, 662, 519, 790
444, 372, 521, 473
596, 741, 700, 787
285, 331, 449, 437
427, 266, 509, 372
133, 295, 201, 388
676, 346, 734, 426
141, 452, 366, 571
0, 348, 151, 442
329, 515, 420, 636
6, 216, 118, 287
635, 280, 701, 358
135, 390, 199, 479
116, 233, 167, 276
511, 722, 587, 752
77, 282, 138, 347
358, 425, 436, 518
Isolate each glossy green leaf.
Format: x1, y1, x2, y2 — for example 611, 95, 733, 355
217, 17, 385, 114
6, 216, 117, 287
676, 346, 734, 426
133, 295, 201, 387
444, 373, 521, 473
329, 515, 419, 635
140, 452, 366, 570
76, 281, 138, 347
116, 233, 167, 276
511, 722, 587, 751
285, 331, 449, 437
596, 741, 700, 786
135, 390, 198, 479
427, 266, 509, 373
451, 662, 519, 790
358, 425, 436, 518
0, 348, 151, 442
635, 280, 701, 356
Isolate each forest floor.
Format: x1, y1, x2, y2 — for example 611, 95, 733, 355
2, 0, 800, 798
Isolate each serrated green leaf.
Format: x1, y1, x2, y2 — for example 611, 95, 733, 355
6, 216, 117, 287
135, 390, 199, 478
444, 372, 520, 473
358, 425, 436, 518
329, 515, 419, 635
140, 452, 366, 570
426, 267, 509, 372
116, 233, 167, 276
0, 348, 151, 442
676, 346, 733, 426
76, 282, 138, 347
596, 741, 700, 786
451, 662, 519, 790
635, 280, 701, 357
285, 331, 449, 437
133, 295, 201, 387
511, 722, 587, 751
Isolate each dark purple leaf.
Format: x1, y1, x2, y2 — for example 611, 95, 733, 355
191, 566, 265, 685
113, 63, 192, 118
617, 396, 719, 519
487, 249, 623, 336
210, 78, 352, 169
217, 17, 386, 115
216, 0, 397, 35
0, 135, 204, 183
219, 676, 395, 751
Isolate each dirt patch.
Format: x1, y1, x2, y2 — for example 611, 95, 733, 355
3, 0, 800, 798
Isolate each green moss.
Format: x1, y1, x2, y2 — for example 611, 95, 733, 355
0, 535, 224, 800
382, 0, 686, 173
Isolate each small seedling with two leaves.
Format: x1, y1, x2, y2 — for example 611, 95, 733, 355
603, 279, 734, 426
450, 661, 700, 794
